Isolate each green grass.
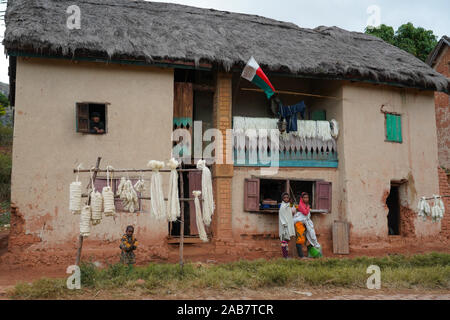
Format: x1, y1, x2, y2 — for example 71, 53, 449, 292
9, 253, 450, 299
0, 201, 10, 226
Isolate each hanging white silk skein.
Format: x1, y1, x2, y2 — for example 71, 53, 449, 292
70, 165, 83, 215
431, 195, 445, 223
417, 197, 431, 222
80, 205, 91, 237
148, 160, 166, 220
193, 191, 208, 242
197, 160, 215, 227
166, 158, 181, 222
103, 166, 116, 217
90, 190, 103, 225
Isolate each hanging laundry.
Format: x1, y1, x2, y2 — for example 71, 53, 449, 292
279, 101, 306, 133
241, 56, 276, 99
431, 195, 445, 223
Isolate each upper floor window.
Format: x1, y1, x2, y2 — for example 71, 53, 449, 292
76, 103, 108, 134
385, 113, 402, 143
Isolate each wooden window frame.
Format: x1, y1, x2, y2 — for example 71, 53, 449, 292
244, 177, 332, 214
76, 102, 109, 134
385, 113, 403, 144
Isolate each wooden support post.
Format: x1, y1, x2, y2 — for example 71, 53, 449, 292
75, 157, 102, 266
179, 169, 185, 271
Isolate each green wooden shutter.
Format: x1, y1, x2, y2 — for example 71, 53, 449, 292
386, 114, 402, 143
311, 110, 326, 121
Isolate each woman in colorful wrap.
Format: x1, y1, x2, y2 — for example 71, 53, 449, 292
293, 192, 322, 257
279, 192, 296, 258
120, 225, 139, 267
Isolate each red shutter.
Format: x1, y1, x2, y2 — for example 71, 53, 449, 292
316, 181, 332, 213
244, 179, 260, 212
76, 103, 90, 133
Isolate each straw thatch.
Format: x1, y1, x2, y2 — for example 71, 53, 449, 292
4, 0, 449, 93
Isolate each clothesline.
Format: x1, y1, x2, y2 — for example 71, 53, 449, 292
241, 87, 342, 100
422, 195, 450, 200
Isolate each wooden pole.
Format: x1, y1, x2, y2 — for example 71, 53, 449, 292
241, 87, 342, 100
179, 169, 185, 271
75, 157, 102, 266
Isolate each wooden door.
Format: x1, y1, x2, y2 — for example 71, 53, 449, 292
188, 171, 202, 235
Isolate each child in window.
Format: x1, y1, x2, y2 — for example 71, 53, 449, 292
120, 225, 138, 267
90, 112, 105, 134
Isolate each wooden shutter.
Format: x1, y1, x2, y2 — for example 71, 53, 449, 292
76, 103, 90, 133
244, 179, 260, 212
316, 181, 332, 213
188, 171, 203, 235
386, 114, 402, 143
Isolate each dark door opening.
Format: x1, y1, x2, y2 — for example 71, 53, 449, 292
387, 185, 400, 235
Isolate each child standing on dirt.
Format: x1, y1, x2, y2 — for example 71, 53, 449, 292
120, 226, 138, 267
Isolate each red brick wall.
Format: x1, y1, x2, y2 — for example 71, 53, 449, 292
434, 46, 450, 169
438, 167, 450, 239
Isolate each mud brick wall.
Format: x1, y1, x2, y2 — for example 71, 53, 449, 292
434, 45, 449, 169
439, 167, 450, 238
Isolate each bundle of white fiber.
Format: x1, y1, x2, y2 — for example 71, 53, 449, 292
303, 121, 317, 139
148, 160, 166, 220
90, 190, 103, 225
197, 159, 215, 226
166, 158, 181, 222
134, 178, 146, 193
330, 119, 339, 139
69, 181, 82, 215
80, 205, 92, 237
431, 195, 445, 223
417, 197, 431, 222
193, 191, 208, 242
102, 186, 116, 217
317, 121, 332, 141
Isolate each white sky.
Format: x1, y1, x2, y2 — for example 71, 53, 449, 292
0, 0, 448, 84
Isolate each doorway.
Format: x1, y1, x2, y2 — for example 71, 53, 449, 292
387, 184, 400, 235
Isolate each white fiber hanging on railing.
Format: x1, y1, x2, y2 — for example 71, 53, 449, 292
193, 191, 208, 242
197, 159, 215, 226
316, 121, 332, 141
102, 166, 116, 217
417, 197, 431, 221
166, 158, 181, 222
330, 119, 339, 139
148, 160, 166, 220
69, 164, 83, 215
80, 205, 91, 237
134, 176, 146, 193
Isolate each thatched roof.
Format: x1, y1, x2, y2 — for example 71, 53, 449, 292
427, 36, 449, 68
4, 0, 449, 93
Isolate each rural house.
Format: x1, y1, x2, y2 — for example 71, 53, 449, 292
2, 0, 450, 265
427, 36, 450, 173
